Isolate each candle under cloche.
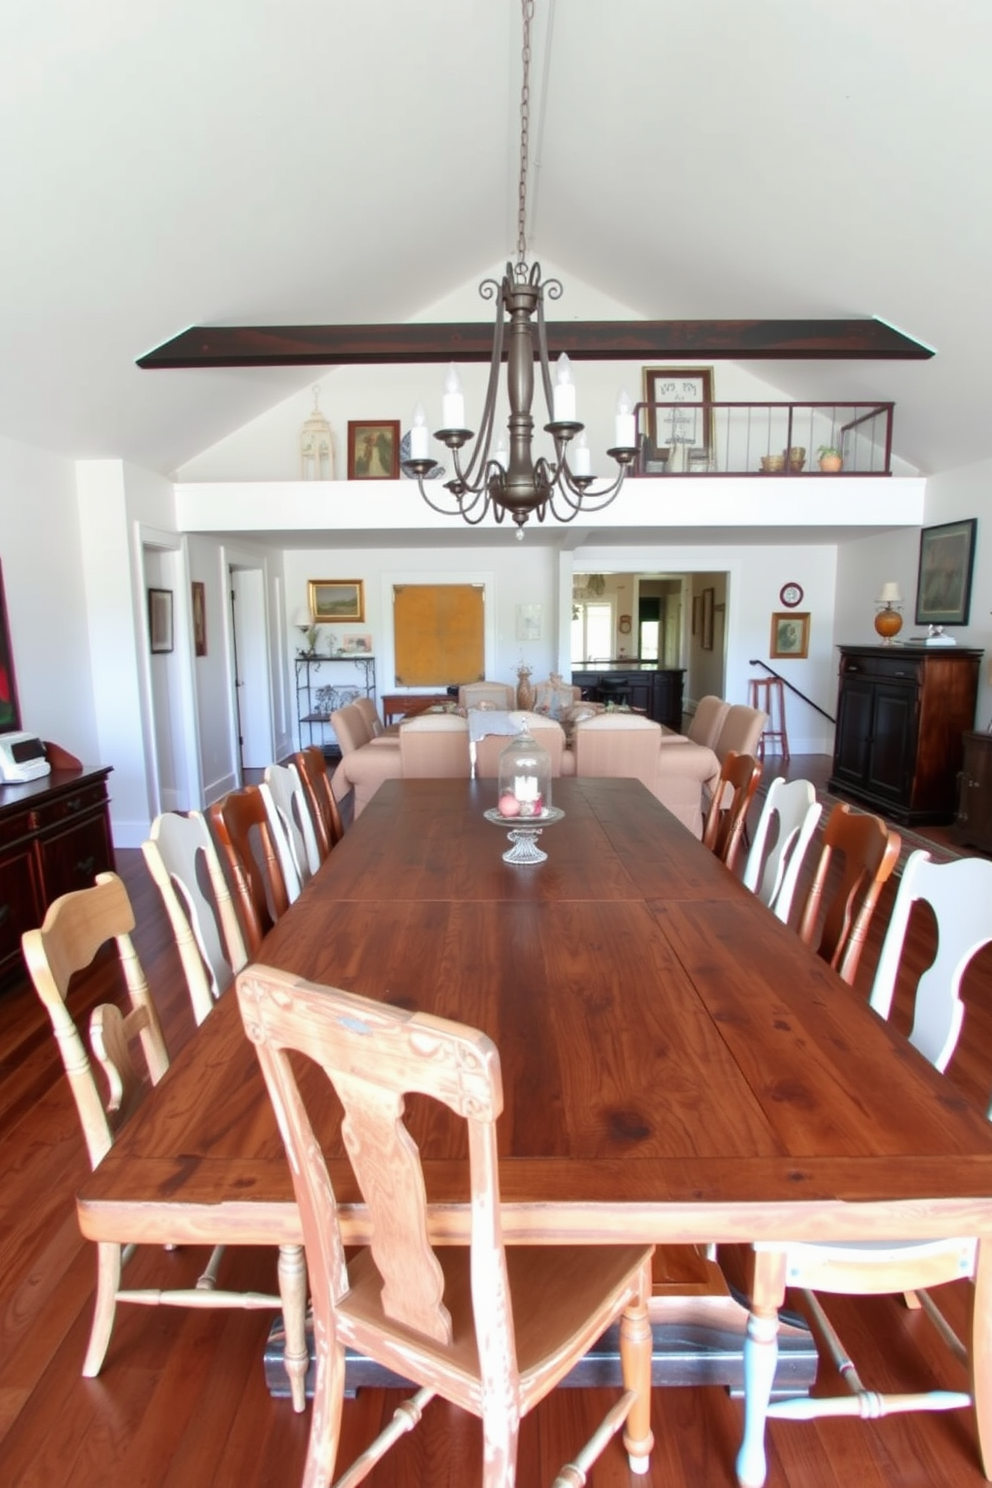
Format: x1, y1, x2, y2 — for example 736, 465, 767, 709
497, 729, 551, 820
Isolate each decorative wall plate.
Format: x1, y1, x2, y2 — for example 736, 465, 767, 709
779, 582, 804, 608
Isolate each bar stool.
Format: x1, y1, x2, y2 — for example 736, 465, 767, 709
748, 676, 790, 762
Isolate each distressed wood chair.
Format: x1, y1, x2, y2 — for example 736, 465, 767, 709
208, 783, 293, 955
737, 848, 992, 1487
794, 800, 901, 985
741, 777, 822, 925
141, 810, 247, 1026
22, 872, 307, 1408
237, 963, 655, 1488
293, 745, 345, 859
701, 751, 763, 873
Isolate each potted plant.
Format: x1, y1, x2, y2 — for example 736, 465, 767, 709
817, 444, 843, 472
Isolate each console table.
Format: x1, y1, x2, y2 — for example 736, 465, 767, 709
571, 665, 685, 731
381, 692, 452, 725
0, 754, 114, 979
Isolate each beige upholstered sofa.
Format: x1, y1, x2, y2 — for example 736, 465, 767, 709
330, 701, 401, 817
569, 712, 720, 837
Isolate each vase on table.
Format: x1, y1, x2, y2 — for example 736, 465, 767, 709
516, 664, 534, 711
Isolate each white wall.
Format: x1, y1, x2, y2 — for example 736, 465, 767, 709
0, 435, 99, 761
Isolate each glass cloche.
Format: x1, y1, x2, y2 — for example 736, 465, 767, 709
497, 729, 551, 820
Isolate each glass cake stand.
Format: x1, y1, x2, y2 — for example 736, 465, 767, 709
483, 805, 564, 864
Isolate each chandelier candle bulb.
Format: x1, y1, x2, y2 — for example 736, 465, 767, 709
571, 431, 592, 477
409, 403, 430, 460
615, 388, 636, 449
552, 353, 577, 422
441, 363, 465, 431
493, 437, 509, 471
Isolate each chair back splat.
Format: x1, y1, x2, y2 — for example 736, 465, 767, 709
264, 761, 322, 882
238, 963, 655, 1488
742, 777, 822, 925
292, 746, 345, 857
209, 784, 293, 955
795, 801, 901, 985
702, 751, 762, 872
142, 810, 246, 1025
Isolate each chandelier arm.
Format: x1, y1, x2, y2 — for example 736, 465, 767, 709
550, 467, 629, 517
454, 294, 506, 491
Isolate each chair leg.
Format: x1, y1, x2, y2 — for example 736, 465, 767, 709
480, 1406, 519, 1488
620, 1274, 654, 1474
82, 1240, 122, 1377
735, 1251, 786, 1488
302, 1340, 346, 1488
278, 1242, 310, 1413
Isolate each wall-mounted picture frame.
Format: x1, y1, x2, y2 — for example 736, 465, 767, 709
0, 561, 22, 731
516, 603, 542, 642
642, 366, 715, 463
347, 419, 400, 480
914, 517, 977, 626
148, 587, 174, 654
191, 580, 206, 657
700, 587, 715, 650
338, 633, 373, 655
691, 595, 699, 636
308, 579, 365, 623
770, 610, 810, 659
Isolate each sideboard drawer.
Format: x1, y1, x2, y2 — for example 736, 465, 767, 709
30, 781, 109, 833
37, 813, 114, 902
0, 846, 44, 973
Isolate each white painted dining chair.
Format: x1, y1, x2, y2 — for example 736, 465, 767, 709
142, 810, 248, 1026
737, 848, 992, 1488
741, 777, 822, 925
264, 761, 322, 882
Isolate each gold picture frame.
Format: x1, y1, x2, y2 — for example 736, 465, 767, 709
308, 579, 365, 623
770, 611, 810, 659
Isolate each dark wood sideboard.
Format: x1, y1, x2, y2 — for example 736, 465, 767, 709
828, 644, 982, 826
571, 666, 685, 732
0, 762, 115, 979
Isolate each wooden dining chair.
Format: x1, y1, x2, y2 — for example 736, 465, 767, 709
208, 784, 293, 955
237, 963, 655, 1488
794, 800, 901, 985
292, 745, 345, 858
22, 872, 307, 1407
264, 761, 321, 882
141, 810, 247, 1026
741, 777, 822, 925
701, 750, 763, 872
737, 848, 992, 1487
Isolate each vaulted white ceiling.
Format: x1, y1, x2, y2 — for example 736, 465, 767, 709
2, 0, 989, 478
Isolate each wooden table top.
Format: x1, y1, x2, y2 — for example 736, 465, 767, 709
78, 777, 992, 1250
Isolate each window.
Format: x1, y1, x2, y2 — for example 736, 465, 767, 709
571, 601, 615, 663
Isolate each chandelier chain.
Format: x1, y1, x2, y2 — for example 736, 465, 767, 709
516, 0, 534, 269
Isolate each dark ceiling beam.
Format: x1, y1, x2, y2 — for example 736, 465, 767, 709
137, 318, 932, 369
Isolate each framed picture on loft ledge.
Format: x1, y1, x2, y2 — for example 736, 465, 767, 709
347, 420, 400, 480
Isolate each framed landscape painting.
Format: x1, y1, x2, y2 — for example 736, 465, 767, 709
308, 580, 365, 624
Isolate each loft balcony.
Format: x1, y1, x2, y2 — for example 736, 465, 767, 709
633, 400, 894, 477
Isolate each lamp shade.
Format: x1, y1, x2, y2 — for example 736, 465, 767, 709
877, 581, 902, 605
292, 607, 312, 628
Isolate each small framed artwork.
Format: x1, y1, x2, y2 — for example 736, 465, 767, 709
691, 595, 699, 636
347, 420, 401, 480
516, 603, 542, 642
308, 579, 365, 623
915, 517, 977, 626
770, 611, 810, 659
148, 588, 174, 654
701, 587, 715, 651
642, 366, 715, 463
339, 633, 373, 655
0, 561, 22, 731
191, 580, 207, 657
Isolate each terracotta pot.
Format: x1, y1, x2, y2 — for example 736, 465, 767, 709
819, 454, 843, 472
516, 669, 535, 710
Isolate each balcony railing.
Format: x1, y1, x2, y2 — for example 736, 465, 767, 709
633, 401, 894, 476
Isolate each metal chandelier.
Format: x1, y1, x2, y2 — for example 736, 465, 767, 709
400, 0, 637, 533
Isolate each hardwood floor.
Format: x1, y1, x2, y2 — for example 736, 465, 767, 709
3, 762, 992, 1486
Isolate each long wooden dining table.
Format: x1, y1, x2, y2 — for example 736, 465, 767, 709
77, 777, 992, 1484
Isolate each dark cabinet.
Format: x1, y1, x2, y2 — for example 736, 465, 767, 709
828, 645, 981, 825
0, 765, 114, 980
571, 666, 685, 732
954, 731, 992, 852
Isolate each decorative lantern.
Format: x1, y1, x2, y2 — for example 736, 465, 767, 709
300, 386, 334, 480
497, 729, 551, 820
